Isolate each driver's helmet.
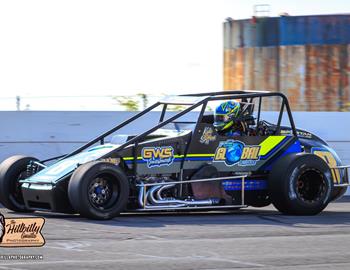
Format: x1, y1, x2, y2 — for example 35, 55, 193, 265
213, 100, 240, 132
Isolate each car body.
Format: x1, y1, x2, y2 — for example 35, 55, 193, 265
0, 90, 349, 219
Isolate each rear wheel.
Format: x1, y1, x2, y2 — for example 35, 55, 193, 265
0, 155, 38, 212
269, 153, 332, 215
68, 161, 129, 220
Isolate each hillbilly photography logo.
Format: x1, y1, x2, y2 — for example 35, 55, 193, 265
0, 212, 45, 247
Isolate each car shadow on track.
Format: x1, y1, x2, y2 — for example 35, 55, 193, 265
4, 202, 350, 229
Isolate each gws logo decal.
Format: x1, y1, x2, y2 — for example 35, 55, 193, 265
142, 146, 175, 168
214, 140, 260, 166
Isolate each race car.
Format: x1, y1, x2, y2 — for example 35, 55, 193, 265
0, 91, 348, 219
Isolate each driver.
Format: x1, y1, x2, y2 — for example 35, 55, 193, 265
213, 100, 243, 136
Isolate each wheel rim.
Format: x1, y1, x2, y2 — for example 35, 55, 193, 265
88, 173, 119, 210
296, 169, 327, 204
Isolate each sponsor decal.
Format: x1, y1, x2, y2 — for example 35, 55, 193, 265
0, 212, 45, 247
200, 127, 217, 145
100, 157, 121, 165
142, 146, 174, 168
222, 179, 267, 191
213, 140, 260, 166
297, 131, 312, 138
312, 148, 340, 183
280, 129, 312, 139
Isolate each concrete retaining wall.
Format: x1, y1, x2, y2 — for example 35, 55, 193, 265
0, 111, 348, 193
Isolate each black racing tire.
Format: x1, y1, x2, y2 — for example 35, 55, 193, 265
269, 153, 333, 215
0, 155, 38, 212
331, 186, 347, 202
68, 161, 129, 220
246, 192, 271, 208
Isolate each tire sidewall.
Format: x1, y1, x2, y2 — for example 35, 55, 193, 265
68, 162, 129, 220
286, 159, 332, 212
0, 155, 38, 212
270, 153, 333, 215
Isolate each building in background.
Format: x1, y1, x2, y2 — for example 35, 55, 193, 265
223, 14, 350, 111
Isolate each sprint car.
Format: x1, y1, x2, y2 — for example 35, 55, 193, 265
0, 91, 348, 219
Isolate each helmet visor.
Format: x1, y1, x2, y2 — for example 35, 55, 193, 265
213, 114, 230, 129
214, 114, 230, 123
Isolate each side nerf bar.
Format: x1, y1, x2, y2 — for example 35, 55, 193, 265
331, 165, 350, 187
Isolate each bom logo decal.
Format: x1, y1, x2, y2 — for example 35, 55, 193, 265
142, 146, 175, 168
214, 140, 260, 166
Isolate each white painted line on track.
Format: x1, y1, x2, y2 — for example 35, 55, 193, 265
0, 256, 266, 268
140, 254, 266, 267
0, 266, 28, 270
44, 244, 266, 267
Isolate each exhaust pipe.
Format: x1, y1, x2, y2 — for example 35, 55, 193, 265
138, 182, 222, 209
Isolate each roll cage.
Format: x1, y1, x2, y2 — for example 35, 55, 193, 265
41, 90, 297, 163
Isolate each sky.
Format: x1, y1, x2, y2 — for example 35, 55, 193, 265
0, 0, 349, 110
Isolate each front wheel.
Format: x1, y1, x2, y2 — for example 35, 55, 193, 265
68, 161, 129, 220
0, 155, 38, 212
269, 153, 333, 215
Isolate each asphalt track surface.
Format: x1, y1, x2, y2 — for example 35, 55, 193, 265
0, 200, 350, 270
